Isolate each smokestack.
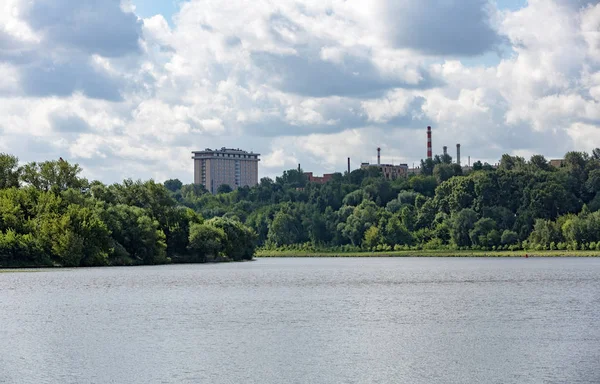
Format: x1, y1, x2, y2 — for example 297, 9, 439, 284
347, 157, 351, 174
456, 144, 461, 166
443, 146, 447, 156
377, 147, 381, 165
468, 156, 471, 167
427, 126, 432, 159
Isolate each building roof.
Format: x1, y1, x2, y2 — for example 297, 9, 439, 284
192, 147, 260, 155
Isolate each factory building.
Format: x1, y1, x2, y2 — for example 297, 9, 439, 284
304, 172, 335, 184
360, 147, 409, 180
192, 147, 260, 194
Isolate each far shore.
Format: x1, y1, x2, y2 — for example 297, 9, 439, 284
255, 250, 600, 258
2, 250, 598, 271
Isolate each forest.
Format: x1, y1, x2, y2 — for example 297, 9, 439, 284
0, 154, 255, 267
3, 149, 600, 267
166, 149, 600, 254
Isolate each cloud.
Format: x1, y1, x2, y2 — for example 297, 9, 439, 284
49, 114, 92, 133
262, 148, 299, 169
20, 57, 124, 101
24, 0, 142, 57
1, 0, 600, 184
252, 50, 438, 98
376, 0, 502, 56
0, 0, 143, 100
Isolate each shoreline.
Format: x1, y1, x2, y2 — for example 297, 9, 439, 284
255, 250, 600, 258
3, 251, 599, 270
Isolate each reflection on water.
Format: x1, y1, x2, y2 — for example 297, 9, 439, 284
1, 258, 599, 384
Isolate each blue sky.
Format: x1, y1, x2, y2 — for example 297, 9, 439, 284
132, 0, 180, 23
0, 0, 598, 183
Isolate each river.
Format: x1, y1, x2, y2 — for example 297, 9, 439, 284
1, 257, 599, 383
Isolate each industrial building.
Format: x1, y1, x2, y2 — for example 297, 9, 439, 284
360, 147, 409, 180
192, 147, 260, 194
304, 172, 335, 184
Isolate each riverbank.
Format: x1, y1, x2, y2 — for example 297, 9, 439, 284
255, 249, 600, 257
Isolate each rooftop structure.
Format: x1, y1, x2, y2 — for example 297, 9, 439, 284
192, 147, 260, 194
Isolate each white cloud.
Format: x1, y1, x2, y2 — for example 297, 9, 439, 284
1, 0, 600, 183
262, 148, 299, 169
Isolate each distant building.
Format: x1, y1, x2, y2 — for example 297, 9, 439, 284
408, 167, 420, 176
192, 147, 260, 194
361, 162, 408, 180
304, 172, 335, 184
549, 159, 564, 168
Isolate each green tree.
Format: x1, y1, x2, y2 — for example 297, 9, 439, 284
207, 217, 256, 260
501, 230, 518, 246
363, 226, 383, 249
268, 210, 302, 247
188, 223, 227, 262
384, 215, 412, 246
276, 168, 308, 188
217, 184, 233, 194
419, 158, 435, 176
164, 179, 183, 192
433, 163, 455, 184
450, 208, 478, 247
20, 159, 87, 192
469, 218, 498, 248
0, 153, 21, 189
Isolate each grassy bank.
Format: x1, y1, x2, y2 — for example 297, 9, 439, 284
256, 249, 600, 258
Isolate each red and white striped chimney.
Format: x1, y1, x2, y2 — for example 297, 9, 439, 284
377, 147, 381, 165
427, 126, 432, 159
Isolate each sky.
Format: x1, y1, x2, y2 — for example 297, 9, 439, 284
1, 0, 600, 184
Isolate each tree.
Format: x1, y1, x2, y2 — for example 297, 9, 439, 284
409, 176, 437, 197
529, 155, 551, 172
268, 210, 302, 247
469, 218, 498, 248
217, 184, 233, 194
363, 226, 383, 250
164, 179, 183, 192
384, 216, 412, 246
433, 164, 455, 184
0, 153, 20, 189
208, 217, 256, 260
188, 223, 227, 262
498, 154, 526, 171
419, 158, 435, 176
450, 208, 478, 247
276, 168, 307, 188
501, 230, 518, 246
339, 200, 380, 246
101, 204, 168, 265
20, 159, 87, 192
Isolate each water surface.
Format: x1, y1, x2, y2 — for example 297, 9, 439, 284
1, 258, 599, 383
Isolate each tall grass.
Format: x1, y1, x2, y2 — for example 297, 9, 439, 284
255, 249, 600, 258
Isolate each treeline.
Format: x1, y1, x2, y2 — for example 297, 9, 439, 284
0, 154, 255, 267
165, 150, 600, 253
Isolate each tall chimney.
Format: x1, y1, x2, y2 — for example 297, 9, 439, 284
468, 156, 471, 167
443, 146, 447, 156
427, 126, 432, 159
377, 147, 381, 165
347, 157, 351, 174
456, 144, 461, 166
